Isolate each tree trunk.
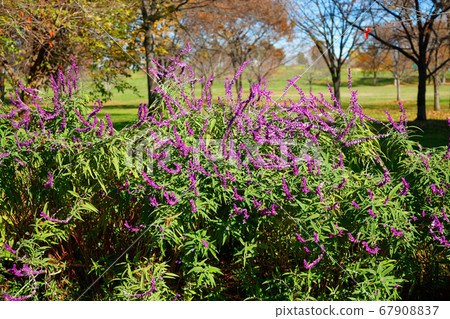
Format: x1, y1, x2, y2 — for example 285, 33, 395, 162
142, 1, 157, 110
309, 72, 313, 92
433, 74, 440, 111
332, 71, 341, 106
0, 72, 5, 101
373, 71, 377, 86
442, 69, 447, 84
143, 26, 156, 108
416, 63, 427, 121
395, 75, 401, 101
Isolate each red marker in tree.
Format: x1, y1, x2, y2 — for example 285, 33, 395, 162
365, 27, 370, 39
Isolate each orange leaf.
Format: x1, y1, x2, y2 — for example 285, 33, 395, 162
27, 17, 31, 23
50, 30, 53, 37
49, 42, 53, 48
20, 11, 24, 17
25, 26, 29, 31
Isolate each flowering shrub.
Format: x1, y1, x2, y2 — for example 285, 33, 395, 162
0, 44, 449, 300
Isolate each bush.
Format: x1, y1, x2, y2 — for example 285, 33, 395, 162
1, 45, 449, 301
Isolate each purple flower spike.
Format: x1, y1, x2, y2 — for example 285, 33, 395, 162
390, 227, 404, 237
295, 233, 307, 243
399, 177, 409, 196
301, 176, 310, 194
233, 186, 244, 201
281, 177, 295, 200
368, 209, 377, 218
304, 253, 324, 269
333, 177, 346, 189
201, 239, 209, 248
124, 221, 145, 232
190, 199, 197, 213
44, 171, 54, 188
164, 190, 179, 206
351, 201, 360, 209
40, 212, 72, 224
148, 196, 158, 207
4, 244, 17, 254
362, 241, 380, 254
348, 233, 358, 243
314, 232, 319, 243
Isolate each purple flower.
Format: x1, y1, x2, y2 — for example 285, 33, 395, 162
368, 209, 377, 218
314, 232, 319, 243
124, 221, 145, 232
281, 177, 295, 200
190, 199, 197, 213
377, 170, 390, 187
351, 201, 360, 209
4, 244, 17, 254
252, 196, 262, 208
141, 171, 164, 190
304, 253, 324, 269
201, 239, 209, 248
333, 177, 346, 189
186, 120, 194, 136
164, 190, 178, 206
398, 177, 409, 196
348, 233, 358, 243
295, 233, 307, 242
148, 196, 158, 207
233, 186, 244, 201
332, 152, 344, 169
390, 227, 403, 237
40, 212, 72, 224
368, 189, 373, 200
316, 184, 324, 202
44, 171, 54, 188
362, 241, 380, 254
301, 176, 310, 194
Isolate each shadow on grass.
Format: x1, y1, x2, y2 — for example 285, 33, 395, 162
408, 120, 450, 148
113, 121, 135, 131
371, 119, 449, 148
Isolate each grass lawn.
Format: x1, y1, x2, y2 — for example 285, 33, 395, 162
97, 66, 449, 148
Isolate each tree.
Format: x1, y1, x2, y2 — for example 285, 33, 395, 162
244, 42, 286, 85
385, 47, 414, 101
303, 46, 328, 92
0, 0, 137, 100
289, 0, 360, 104
184, 39, 230, 96
354, 42, 390, 86
429, 14, 449, 111
336, 0, 450, 120
181, 0, 293, 95
135, 0, 215, 108
296, 52, 308, 65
